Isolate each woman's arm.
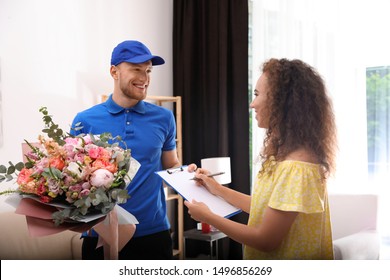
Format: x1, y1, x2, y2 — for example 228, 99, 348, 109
214, 184, 251, 213
193, 170, 251, 213
184, 200, 298, 252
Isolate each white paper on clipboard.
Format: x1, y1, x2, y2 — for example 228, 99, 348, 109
156, 166, 241, 218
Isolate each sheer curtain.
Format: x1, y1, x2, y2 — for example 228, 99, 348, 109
250, 0, 390, 234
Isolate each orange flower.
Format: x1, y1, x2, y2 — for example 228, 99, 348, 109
49, 156, 66, 171
18, 180, 38, 195
92, 159, 118, 174
16, 168, 34, 185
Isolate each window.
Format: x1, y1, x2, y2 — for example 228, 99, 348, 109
366, 66, 390, 183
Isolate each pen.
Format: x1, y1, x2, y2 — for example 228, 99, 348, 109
190, 172, 225, 180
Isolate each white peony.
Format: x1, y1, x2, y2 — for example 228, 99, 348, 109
90, 168, 114, 189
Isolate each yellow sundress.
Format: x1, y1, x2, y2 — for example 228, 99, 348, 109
243, 159, 334, 259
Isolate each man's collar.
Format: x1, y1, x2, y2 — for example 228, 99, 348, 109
106, 94, 146, 114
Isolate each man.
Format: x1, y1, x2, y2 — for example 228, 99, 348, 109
71, 40, 182, 259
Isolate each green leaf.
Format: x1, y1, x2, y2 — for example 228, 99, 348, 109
56, 129, 63, 136
79, 206, 88, 216
6, 174, 14, 181
7, 166, 15, 175
0, 165, 6, 173
39, 106, 48, 114
15, 162, 25, 171
43, 116, 52, 123
25, 162, 34, 169
73, 199, 85, 208
42, 167, 63, 180
52, 208, 72, 226
116, 189, 130, 204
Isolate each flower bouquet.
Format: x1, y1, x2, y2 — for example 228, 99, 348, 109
0, 107, 139, 259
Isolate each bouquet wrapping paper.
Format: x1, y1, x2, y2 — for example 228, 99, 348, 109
1, 107, 140, 259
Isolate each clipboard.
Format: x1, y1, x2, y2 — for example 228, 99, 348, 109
156, 166, 241, 218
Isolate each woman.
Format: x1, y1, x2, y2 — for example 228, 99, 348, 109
185, 58, 337, 259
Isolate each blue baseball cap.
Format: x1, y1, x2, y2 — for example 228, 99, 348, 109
110, 40, 165, 66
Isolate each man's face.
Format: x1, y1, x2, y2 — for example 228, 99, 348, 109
114, 61, 153, 101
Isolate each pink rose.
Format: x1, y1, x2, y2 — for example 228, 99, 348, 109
90, 168, 114, 189
63, 137, 83, 158
69, 184, 83, 192
64, 137, 79, 146
82, 182, 91, 190
88, 147, 101, 159
79, 189, 90, 198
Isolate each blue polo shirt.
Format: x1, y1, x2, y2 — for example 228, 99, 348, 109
70, 94, 176, 237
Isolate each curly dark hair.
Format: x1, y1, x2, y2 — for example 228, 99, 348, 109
259, 58, 337, 178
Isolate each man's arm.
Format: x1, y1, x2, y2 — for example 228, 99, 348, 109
161, 149, 181, 170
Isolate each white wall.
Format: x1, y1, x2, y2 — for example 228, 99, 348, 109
0, 0, 173, 211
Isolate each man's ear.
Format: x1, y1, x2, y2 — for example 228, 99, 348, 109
110, 65, 119, 79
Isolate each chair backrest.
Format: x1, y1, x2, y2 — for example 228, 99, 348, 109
328, 193, 378, 240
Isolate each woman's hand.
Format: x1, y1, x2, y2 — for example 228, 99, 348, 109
192, 168, 223, 196
184, 199, 212, 223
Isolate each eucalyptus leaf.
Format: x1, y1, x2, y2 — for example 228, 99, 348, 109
15, 162, 25, 171
73, 199, 85, 208
42, 167, 63, 179
7, 166, 15, 175
79, 206, 88, 216
0, 165, 6, 173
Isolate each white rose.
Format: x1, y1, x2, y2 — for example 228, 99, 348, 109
66, 161, 82, 179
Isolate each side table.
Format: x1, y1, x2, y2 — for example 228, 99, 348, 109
183, 229, 228, 260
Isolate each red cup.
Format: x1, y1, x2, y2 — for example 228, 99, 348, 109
201, 222, 211, 233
